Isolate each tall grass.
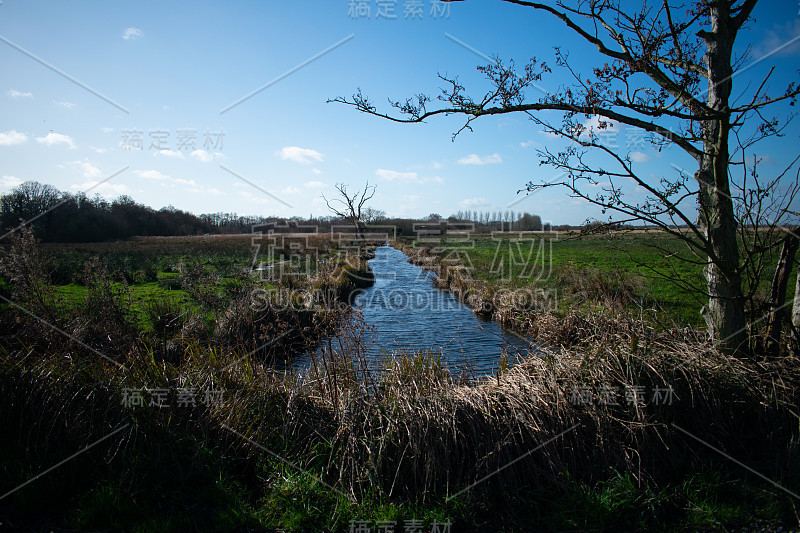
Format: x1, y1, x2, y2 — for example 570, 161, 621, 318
2, 305, 798, 530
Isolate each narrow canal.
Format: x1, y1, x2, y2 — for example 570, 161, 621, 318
296, 246, 535, 379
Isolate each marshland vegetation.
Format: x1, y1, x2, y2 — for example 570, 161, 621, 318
1, 228, 798, 532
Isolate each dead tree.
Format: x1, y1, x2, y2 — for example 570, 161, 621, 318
321, 182, 376, 239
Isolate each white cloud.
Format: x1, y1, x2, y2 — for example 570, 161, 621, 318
64, 159, 102, 179
70, 181, 131, 197
238, 190, 277, 206
458, 153, 502, 165
7, 90, 33, 99
54, 100, 76, 110
375, 168, 445, 184
154, 149, 185, 159
754, 19, 800, 58
134, 169, 171, 181
520, 140, 538, 148
190, 149, 215, 162
36, 132, 76, 149
102, 127, 114, 133
0, 130, 29, 146
376, 169, 419, 182
574, 116, 622, 147
304, 180, 325, 189
1, 176, 23, 188
459, 197, 490, 208
122, 27, 143, 40
133, 169, 221, 195
181, 181, 223, 195
431, 161, 443, 169
278, 146, 324, 164
89, 145, 108, 153
581, 115, 620, 136
282, 186, 303, 195
630, 151, 650, 163
312, 168, 322, 175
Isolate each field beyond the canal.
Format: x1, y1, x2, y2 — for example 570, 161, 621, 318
405, 229, 791, 329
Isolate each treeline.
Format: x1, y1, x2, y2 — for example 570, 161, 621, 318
447, 210, 548, 231
0, 181, 558, 243
0, 181, 277, 242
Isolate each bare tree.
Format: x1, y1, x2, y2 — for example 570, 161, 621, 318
322, 182, 377, 238
331, 0, 800, 354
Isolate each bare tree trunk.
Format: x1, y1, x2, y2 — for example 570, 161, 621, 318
698, 4, 747, 355
702, 226, 747, 354
698, 167, 746, 354
765, 230, 799, 356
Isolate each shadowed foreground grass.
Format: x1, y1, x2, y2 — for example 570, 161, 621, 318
1, 310, 798, 532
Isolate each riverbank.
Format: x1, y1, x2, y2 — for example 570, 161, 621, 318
396, 237, 708, 353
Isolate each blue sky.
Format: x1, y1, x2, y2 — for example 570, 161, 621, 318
1, 0, 798, 225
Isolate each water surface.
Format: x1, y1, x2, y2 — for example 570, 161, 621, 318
295, 246, 535, 378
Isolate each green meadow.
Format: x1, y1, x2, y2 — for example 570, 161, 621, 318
410, 230, 791, 329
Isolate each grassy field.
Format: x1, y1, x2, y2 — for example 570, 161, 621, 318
1, 229, 799, 532
5, 233, 375, 355
404, 230, 793, 329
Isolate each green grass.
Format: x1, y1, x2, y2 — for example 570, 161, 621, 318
412, 231, 794, 328
50, 277, 195, 330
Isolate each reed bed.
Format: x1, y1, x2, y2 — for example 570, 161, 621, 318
3, 309, 797, 518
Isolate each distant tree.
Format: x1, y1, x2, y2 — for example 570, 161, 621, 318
519, 212, 543, 232
332, 0, 800, 354
362, 206, 387, 223
0, 181, 61, 238
321, 182, 377, 238
427, 213, 443, 222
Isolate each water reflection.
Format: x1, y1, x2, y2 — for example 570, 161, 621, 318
295, 246, 535, 379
